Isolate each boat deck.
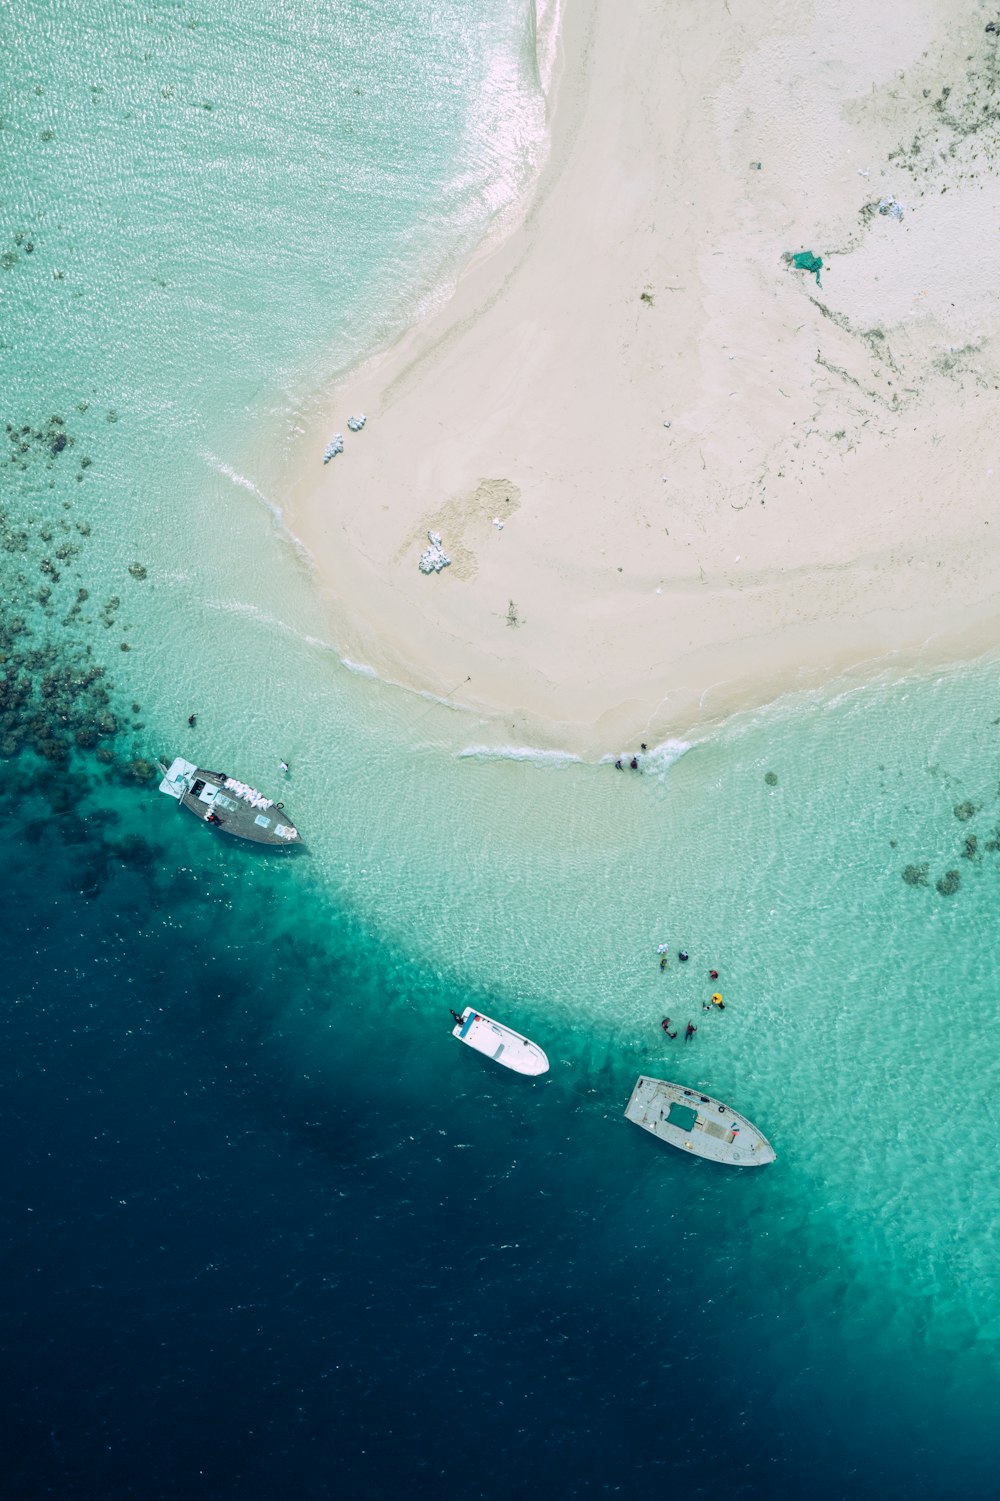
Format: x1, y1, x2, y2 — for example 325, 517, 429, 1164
624, 1075, 775, 1167
159, 760, 301, 846
452, 1008, 549, 1076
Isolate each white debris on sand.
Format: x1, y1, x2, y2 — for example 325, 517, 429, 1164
322, 434, 344, 463
419, 531, 451, 573
878, 196, 904, 221
347, 414, 366, 432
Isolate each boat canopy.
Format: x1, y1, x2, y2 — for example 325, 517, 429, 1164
158, 756, 197, 799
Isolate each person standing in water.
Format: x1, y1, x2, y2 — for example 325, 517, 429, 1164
685, 1021, 697, 1042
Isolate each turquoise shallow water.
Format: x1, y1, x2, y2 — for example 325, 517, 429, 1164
3, 664, 999, 1497
2, 1, 999, 1495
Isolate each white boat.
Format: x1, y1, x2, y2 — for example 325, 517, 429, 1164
624, 1076, 775, 1167
451, 1007, 549, 1076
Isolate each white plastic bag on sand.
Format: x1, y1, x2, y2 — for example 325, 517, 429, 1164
419, 531, 451, 573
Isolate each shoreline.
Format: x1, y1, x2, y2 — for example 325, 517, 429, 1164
284, 0, 1000, 757
335, 615, 1000, 763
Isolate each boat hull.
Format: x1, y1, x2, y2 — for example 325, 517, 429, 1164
624, 1076, 775, 1166
452, 1008, 549, 1075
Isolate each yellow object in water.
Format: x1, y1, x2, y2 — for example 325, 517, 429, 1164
711, 993, 724, 1007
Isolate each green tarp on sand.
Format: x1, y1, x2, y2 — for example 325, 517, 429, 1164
791, 250, 823, 286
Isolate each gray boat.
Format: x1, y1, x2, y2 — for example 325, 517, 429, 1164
157, 757, 301, 846
624, 1075, 775, 1167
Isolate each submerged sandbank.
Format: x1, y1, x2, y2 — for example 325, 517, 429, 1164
286, 0, 1000, 756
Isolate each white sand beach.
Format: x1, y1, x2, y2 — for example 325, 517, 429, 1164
286, 0, 1000, 755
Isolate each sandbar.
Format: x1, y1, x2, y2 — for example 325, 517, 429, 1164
285, 0, 1000, 756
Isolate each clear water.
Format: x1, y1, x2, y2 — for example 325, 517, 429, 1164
2, 3, 998, 1497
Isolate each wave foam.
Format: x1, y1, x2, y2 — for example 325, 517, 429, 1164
533, 0, 565, 96
340, 657, 379, 680
601, 739, 694, 774
201, 451, 267, 501
458, 744, 583, 767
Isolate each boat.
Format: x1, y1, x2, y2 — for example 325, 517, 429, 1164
451, 1007, 549, 1076
157, 757, 301, 846
624, 1075, 775, 1167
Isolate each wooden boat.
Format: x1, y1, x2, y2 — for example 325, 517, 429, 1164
451, 1007, 549, 1076
624, 1075, 775, 1166
157, 757, 301, 846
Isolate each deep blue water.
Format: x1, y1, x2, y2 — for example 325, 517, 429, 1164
2, 752, 997, 1501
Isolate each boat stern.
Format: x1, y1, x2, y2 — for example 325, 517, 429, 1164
158, 756, 197, 800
